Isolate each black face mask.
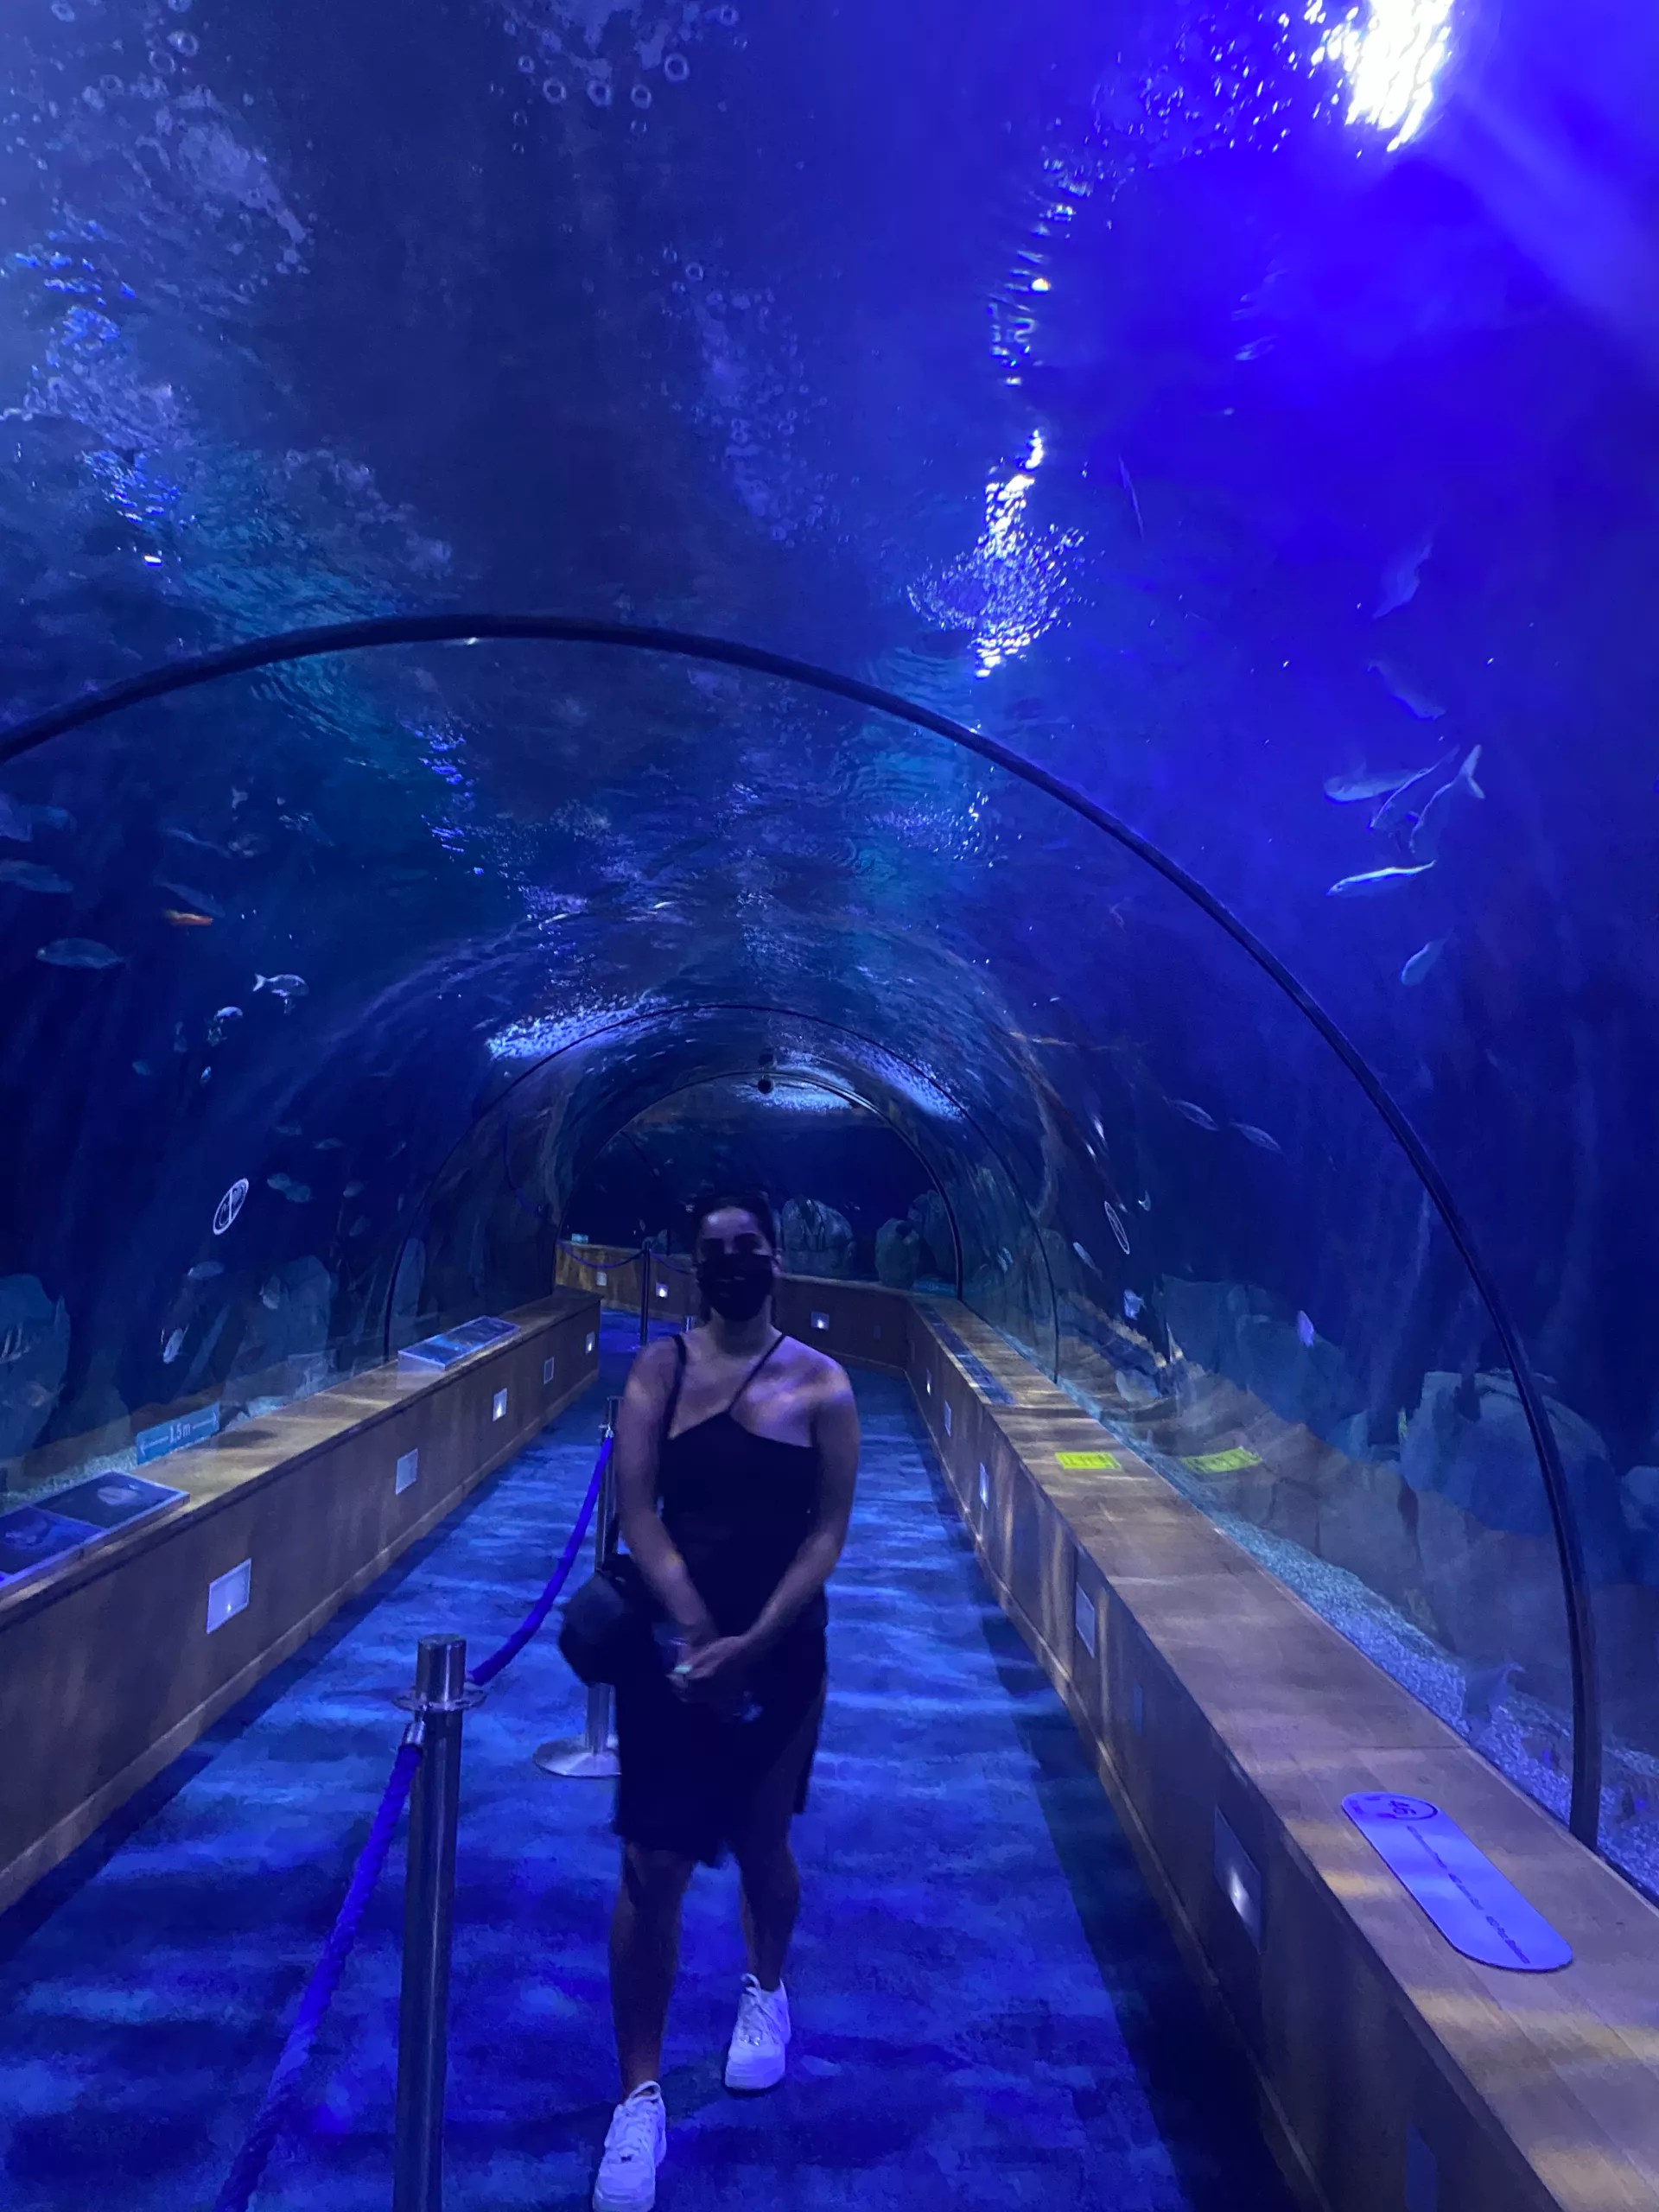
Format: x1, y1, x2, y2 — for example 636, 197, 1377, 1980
696, 1251, 774, 1322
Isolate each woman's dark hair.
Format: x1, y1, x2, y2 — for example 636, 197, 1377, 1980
690, 1187, 779, 1253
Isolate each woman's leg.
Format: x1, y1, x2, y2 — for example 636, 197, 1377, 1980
610, 1842, 696, 2094
729, 1683, 825, 1992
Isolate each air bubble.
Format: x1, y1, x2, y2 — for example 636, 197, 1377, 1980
168, 0, 192, 11
684, 262, 704, 282
168, 29, 198, 54
664, 52, 690, 84
149, 48, 175, 73
587, 77, 612, 107
714, 3, 738, 22
50, 1, 74, 20
631, 82, 652, 108
518, 53, 536, 73
542, 76, 567, 104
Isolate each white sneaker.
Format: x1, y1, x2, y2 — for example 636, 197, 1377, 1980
724, 1973, 791, 2092
594, 2082, 666, 2212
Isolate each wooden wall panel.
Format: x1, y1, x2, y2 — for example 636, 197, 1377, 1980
0, 1294, 600, 1915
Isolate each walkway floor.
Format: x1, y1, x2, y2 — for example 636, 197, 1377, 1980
0, 1320, 1294, 2211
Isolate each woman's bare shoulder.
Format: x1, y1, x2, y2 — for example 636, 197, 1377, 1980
788, 1338, 853, 1401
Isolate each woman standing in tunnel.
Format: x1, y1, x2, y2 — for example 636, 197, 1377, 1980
593, 1190, 861, 2212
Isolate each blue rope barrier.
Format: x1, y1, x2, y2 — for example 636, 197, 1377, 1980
210, 1426, 611, 2207
467, 1437, 609, 1688
213, 1739, 423, 2212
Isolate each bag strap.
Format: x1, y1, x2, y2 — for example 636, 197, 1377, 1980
663, 1333, 688, 1440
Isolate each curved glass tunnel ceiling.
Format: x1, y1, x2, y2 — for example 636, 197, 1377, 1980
4, 0, 1659, 1905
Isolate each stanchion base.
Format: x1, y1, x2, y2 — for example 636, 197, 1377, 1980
535, 1737, 620, 1779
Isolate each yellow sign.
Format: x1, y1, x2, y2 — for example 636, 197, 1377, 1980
1182, 1447, 1263, 1473
1056, 1450, 1118, 1471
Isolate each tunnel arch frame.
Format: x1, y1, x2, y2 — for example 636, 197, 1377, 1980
0, 612, 1601, 1841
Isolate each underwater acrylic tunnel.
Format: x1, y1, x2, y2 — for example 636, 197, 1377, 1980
0, 613, 1607, 1850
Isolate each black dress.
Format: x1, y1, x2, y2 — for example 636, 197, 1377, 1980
612, 1332, 829, 1867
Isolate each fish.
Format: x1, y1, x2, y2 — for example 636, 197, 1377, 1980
227, 832, 269, 858
255, 972, 308, 1007
1401, 938, 1447, 987
1118, 454, 1145, 539
173, 1021, 189, 1054
163, 825, 232, 857
1368, 658, 1446, 720
1172, 1099, 1218, 1131
342, 1179, 365, 1198
161, 1327, 186, 1364
347, 1216, 371, 1236
1325, 863, 1435, 898
1071, 1242, 1098, 1271
22, 1380, 55, 1410
132, 1060, 154, 1077
1123, 1288, 1144, 1320
206, 1006, 243, 1045
260, 1277, 283, 1311
274, 1121, 301, 1137
1234, 1123, 1281, 1154
280, 1182, 312, 1205
1408, 747, 1484, 864
0, 861, 72, 893
1103, 1198, 1131, 1255
1374, 527, 1433, 620
279, 810, 334, 846
0, 1326, 29, 1362
266, 1173, 293, 1194
1370, 747, 1459, 838
231, 788, 248, 810
36, 938, 124, 969
1323, 765, 1424, 804
186, 1262, 224, 1282
1135, 1192, 1152, 1211
164, 910, 215, 927
1296, 1311, 1316, 1349
0, 793, 33, 842
199, 1066, 212, 1085
312, 1137, 345, 1151
156, 880, 226, 918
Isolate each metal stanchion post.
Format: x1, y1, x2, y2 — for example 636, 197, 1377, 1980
394, 1635, 476, 2212
536, 1399, 621, 1780
638, 1245, 651, 1347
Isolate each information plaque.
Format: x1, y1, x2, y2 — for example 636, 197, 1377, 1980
1343, 1792, 1572, 1972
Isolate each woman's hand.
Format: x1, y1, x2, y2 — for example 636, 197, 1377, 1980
672, 1634, 754, 1707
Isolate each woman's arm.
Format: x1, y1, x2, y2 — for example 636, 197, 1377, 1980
739, 1366, 861, 1658
612, 1341, 716, 1642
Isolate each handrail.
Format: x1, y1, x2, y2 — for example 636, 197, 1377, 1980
0, 613, 1599, 1838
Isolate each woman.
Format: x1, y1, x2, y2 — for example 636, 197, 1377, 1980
593, 1190, 860, 2212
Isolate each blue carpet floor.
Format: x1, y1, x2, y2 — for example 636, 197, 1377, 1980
0, 1319, 1294, 2210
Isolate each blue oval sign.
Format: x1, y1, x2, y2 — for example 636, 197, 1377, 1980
1343, 1791, 1573, 1973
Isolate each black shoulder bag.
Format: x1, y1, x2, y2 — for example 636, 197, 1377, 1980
556, 1340, 685, 1687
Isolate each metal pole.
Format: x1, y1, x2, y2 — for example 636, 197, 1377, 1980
394, 1635, 468, 2212
638, 1245, 651, 1347
536, 1400, 622, 1780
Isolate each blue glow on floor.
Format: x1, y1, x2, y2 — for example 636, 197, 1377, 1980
0, 1320, 1292, 2209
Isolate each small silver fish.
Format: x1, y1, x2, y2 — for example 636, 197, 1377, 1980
255, 972, 308, 1007
312, 1137, 345, 1152
274, 1121, 302, 1137
186, 1262, 224, 1282
1123, 1288, 1144, 1320
206, 1005, 243, 1046
1135, 1192, 1152, 1211
0, 860, 72, 893
347, 1216, 371, 1236
1374, 527, 1433, 620
1326, 863, 1435, 898
1401, 938, 1447, 987
163, 825, 232, 858
1234, 1123, 1281, 1154
173, 1022, 189, 1054
1071, 1241, 1098, 1272
36, 938, 125, 969
0, 1325, 29, 1362
155, 880, 226, 919
0, 793, 33, 843
267, 1173, 293, 1194
281, 1182, 312, 1205
1296, 1311, 1316, 1350
1172, 1099, 1218, 1131
161, 1326, 186, 1364
1324, 765, 1424, 804
1370, 747, 1459, 837
199, 1067, 212, 1086
1103, 1199, 1131, 1255
133, 1060, 154, 1077
1368, 658, 1446, 721
1408, 747, 1484, 864
342, 1180, 365, 1198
